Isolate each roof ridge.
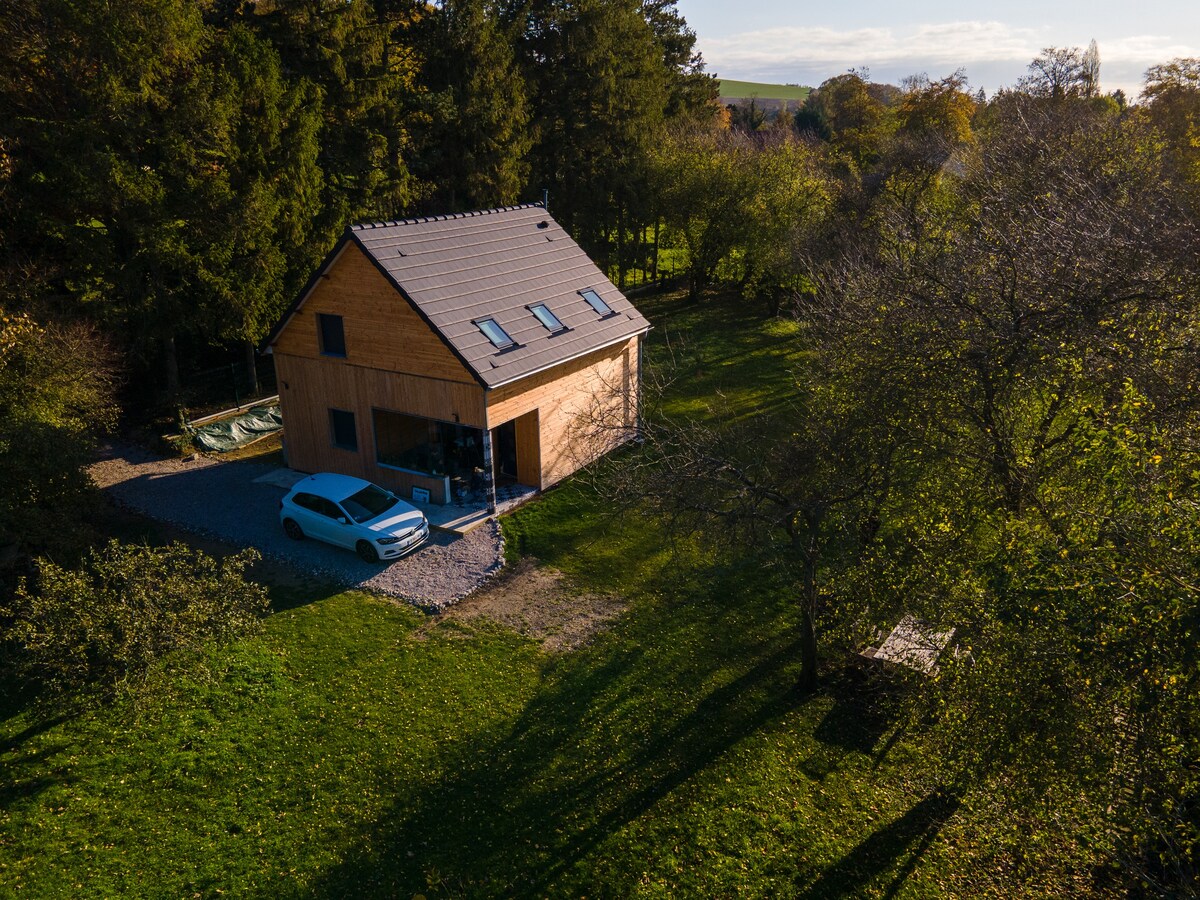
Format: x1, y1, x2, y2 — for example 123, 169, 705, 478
350, 203, 546, 232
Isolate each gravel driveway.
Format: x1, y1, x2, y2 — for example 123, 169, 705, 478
89, 444, 503, 609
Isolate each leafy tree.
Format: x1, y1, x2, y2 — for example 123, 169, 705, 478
640, 0, 718, 122
797, 71, 893, 169
651, 130, 758, 300
826, 92, 1200, 891
652, 130, 831, 303
895, 71, 976, 147
202, 24, 325, 392
1, 0, 222, 393
735, 138, 834, 310
1141, 58, 1200, 187
0, 311, 117, 563
3, 541, 268, 701
1019, 46, 1088, 100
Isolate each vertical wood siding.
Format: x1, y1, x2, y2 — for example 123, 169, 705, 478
486, 336, 640, 489
272, 243, 477, 385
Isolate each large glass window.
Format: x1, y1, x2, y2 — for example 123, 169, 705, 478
374, 409, 485, 485
318, 313, 346, 356
329, 408, 357, 450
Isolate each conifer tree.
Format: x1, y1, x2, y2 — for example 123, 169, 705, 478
413, 0, 531, 211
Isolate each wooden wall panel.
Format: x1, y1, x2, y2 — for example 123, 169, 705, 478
272, 243, 476, 385
274, 352, 485, 504
485, 336, 640, 490
514, 410, 541, 488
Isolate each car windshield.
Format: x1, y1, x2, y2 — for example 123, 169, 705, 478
341, 485, 399, 523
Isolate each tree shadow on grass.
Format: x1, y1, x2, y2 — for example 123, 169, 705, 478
812, 671, 904, 756
0, 683, 80, 813
797, 788, 962, 899
300, 562, 816, 898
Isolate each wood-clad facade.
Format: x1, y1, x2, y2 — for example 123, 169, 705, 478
268, 218, 646, 509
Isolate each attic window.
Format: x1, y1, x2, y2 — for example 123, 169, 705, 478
529, 303, 566, 333
318, 313, 346, 357
580, 289, 613, 316
476, 317, 514, 349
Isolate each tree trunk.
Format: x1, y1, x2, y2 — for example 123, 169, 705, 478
617, 202, 626, 289
652, 219, 660, 282
799, 558, 819, 691
243, 340, 259, 396
163, 335, 180, 402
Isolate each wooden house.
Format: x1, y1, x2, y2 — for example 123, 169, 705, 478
263, 204, 651, 510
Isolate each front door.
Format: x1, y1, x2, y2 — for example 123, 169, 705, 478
492, 420, 518, 483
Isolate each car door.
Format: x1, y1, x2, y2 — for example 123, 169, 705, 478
321, 498, 357, 548
293, 492, 339, 546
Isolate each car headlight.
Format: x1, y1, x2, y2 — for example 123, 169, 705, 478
377, 536, 402, 545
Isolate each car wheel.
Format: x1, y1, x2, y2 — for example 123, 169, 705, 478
356, 540, 379, 563
283, 518, 304, 541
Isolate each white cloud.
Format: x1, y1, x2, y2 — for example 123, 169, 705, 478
698, 22, 1200, 97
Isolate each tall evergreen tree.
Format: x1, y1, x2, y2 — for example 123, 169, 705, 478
412, 0, 531, 211
0, 0, 324, 396
516, 0, 667, 262
251, 0, 421, 235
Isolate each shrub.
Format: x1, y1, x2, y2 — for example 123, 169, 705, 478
1, 540, 269, 700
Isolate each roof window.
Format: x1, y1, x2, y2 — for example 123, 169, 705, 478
580, 289, 613, 316
476, 317, 515, 349
529, 303, 566, 333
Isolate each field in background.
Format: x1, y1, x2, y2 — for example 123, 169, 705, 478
717, 79, 812, 102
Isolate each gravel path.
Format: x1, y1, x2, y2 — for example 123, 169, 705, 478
89, 444, 503, 609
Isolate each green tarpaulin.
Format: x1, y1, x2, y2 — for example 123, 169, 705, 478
190, 404, 283, 452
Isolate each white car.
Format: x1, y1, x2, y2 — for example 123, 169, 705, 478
279, 473, 429, 563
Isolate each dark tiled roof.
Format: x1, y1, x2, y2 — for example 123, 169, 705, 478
349, 204, 650, 388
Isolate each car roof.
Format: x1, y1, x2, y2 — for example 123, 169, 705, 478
293, 472, 375, 502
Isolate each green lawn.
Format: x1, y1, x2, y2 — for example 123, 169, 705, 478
0, 293, 1099, 897
718, 79, 812, 102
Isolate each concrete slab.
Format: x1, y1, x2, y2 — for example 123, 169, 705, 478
252, 467, 307, 490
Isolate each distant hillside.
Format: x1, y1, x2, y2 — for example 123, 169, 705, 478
717, 79, 812, 102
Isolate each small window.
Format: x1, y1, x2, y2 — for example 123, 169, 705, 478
329, 408, 358, 451
580, 289, 613, 316
529, 303, 566, 333
318, 314, 346, 357
476, 317, 515, 349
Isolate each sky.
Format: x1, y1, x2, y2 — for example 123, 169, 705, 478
675, 0, 1200, 99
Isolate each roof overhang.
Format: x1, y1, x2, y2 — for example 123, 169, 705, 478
484, 326, 652, 390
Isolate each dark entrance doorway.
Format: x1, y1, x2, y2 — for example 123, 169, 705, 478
492, 420, 519, 484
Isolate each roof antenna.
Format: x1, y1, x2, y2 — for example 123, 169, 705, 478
541, 188, 549, 211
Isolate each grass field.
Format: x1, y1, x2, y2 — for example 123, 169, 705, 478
718, 79, 812, 101
0, 292, 1100, 897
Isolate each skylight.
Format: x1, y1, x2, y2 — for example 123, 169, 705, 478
580, 289, 613, 316
529, 303, 566, 333
476, 317, 514, 349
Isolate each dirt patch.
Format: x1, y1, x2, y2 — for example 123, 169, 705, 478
417, 558, 625, 652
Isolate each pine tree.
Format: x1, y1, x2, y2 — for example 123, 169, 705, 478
413, 0, 531, 211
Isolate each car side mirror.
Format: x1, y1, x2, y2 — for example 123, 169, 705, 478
338, 517, 349, 525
